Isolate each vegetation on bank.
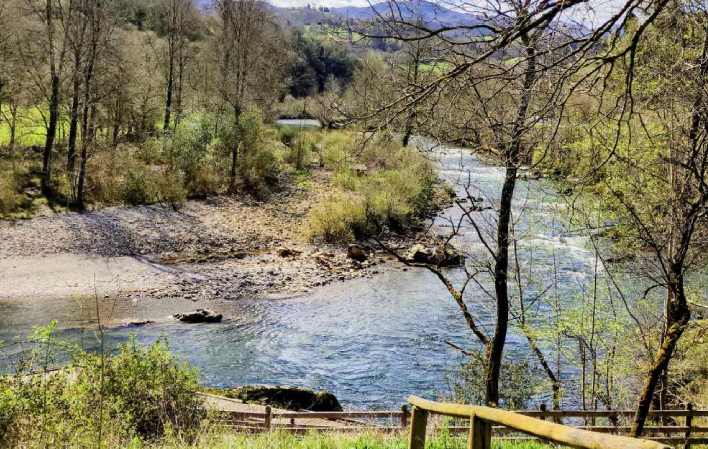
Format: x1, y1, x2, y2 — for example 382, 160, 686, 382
0, 327, 204, 448
137, 431, 551, 449
307, 132, 444, 243
0, 323, 555, 449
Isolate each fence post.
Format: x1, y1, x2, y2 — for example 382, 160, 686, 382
408, 406, 428, 449
401, 404, 410, 429
684, 403, 693, 449
539, 403, 547, 421
264, 405, 272, 431
468, 415, 491, 449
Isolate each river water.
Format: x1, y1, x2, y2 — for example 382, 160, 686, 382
0, 146, 625, 410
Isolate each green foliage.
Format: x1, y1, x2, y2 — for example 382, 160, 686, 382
288, 32, 357, 98
0, 170, 22, 213
0, 332, 204, 448
96, 339, 204, 439
308, 132, 437, 243
285, 131, 318, 171
308, 192, 367, 243
449, 350, 540, 409
120, 162, 186, 206
235, 110, 284, 198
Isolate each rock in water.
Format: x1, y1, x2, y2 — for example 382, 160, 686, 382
347, 244, 368, 262
406, 244, 464, 267
174, 309, 223, 323
232, 385, 343, 411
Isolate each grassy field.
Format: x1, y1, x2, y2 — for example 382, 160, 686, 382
143, 430, 551, 449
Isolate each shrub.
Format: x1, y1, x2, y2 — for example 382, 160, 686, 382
320, 131, 356, 169
95, 339, 204, 440
235, 110, 283, 197
307, 192, 367, 243
0, 172, 21, 214
277, 126, 298, 146
449, 349, 541, 409
285, 131, 317, 170
0, 332, 204, 448
308, 132, 438, 242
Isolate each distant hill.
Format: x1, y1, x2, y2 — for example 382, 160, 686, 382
330, 0, 481, 27
264, 0, 484, 30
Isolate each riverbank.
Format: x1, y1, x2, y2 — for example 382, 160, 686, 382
0, 168, 425, 306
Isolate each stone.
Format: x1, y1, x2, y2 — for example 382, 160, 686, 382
124, 320, 155, 327
406, 244, 464, 267
347, 244, 368, 262
231, 385, 343, 411
277, 247, 300, 258
174, 309, 223, 323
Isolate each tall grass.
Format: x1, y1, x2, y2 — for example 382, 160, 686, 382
142, 430, 552, 449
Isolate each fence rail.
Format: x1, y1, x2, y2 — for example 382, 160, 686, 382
406, 396, 673, 449
214, 399, 708, 447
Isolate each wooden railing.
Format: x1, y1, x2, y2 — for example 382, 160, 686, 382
214, 398, 708, 446
407, 396, 687, 449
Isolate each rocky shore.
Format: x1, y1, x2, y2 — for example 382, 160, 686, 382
0, 174, 423, 305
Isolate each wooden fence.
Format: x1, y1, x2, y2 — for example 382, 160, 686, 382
407, 396, 672, 449
215, 398, 708, 447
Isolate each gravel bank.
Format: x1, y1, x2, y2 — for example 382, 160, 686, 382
0, 178, 395, 302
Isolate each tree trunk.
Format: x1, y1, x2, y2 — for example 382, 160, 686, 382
9, 104, 17, 155
174, 41, 185, 128
67, 74, 81, 174
42, 73, 60, 196
631, 280, 690, 436
487, 165, 515, 406
485, 33, 537, 407
163, 52, 174, 132
228, 107, 241, 193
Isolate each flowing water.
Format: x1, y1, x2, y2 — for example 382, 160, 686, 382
0, 146, 636, 409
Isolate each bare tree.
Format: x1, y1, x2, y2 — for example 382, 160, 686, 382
21, 0, 72, 194
215, 0, 286, 192
156, 0, 195, 132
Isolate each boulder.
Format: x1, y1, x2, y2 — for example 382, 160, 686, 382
407, 244, 435, 264
174, 309, 223, 323
406, 244, 464, 267
277, 247, 301, 258
231, 385, 343, 411
347, 244, 368, 262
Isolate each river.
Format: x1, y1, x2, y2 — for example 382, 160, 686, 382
0, 145, 638, 410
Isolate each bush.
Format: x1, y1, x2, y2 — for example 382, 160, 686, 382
234, 110, 283, 197
97, 339, 204, 439
308, 132, 438, 242
0, 172, 22, 214
449, 349, 541, 409
307, 192, 367, 242
0, 332, 204, 448
320, 131, 355, 170
285, 131, 317, 170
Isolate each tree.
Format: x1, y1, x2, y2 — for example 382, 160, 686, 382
214, 0, 286, 192
564, 5, 708, 434
22, 0, 72, 195
75, 0, 115, 209
362, 0, 572, 406
155, 0, 196, 132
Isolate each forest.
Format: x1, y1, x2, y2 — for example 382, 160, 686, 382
0, 0, 706, 448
